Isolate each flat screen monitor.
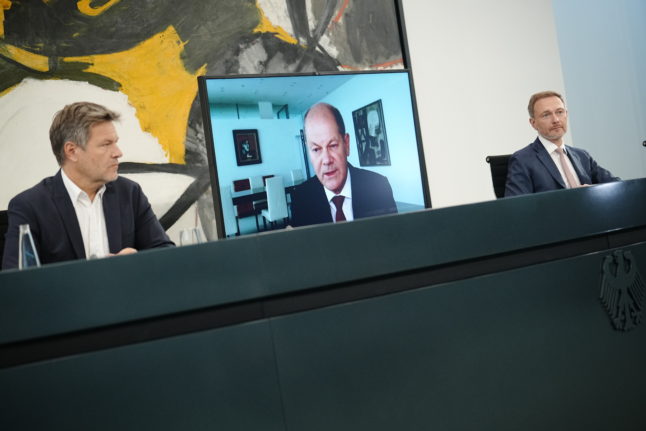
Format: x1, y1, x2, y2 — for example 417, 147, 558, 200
197, 70, 430, 238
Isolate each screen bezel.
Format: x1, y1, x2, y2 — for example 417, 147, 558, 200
197, 68, 431, 239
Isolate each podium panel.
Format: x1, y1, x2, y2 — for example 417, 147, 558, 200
271, 244, 646, 430
1, 179, 646, 430
0, 320, 284, 430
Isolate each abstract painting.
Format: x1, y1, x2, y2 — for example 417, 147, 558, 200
0, 0, 405, 240
352, 99, 391, 166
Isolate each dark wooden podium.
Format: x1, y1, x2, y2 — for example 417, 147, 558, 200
1, 179, 645, 430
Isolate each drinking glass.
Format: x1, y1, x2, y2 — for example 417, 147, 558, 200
18, 224, 41, 269
179, 227, 204, 246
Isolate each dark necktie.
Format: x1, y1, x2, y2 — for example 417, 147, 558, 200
331, 195, 346, 222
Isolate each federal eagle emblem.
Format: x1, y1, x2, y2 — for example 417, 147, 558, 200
600, 250, 646, 331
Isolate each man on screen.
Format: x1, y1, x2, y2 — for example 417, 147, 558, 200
2, 101, 174, 269
290, 103, 397, 228
505, 91, 619, 196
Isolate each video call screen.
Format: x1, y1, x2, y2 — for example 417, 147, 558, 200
198, 70, 430, 238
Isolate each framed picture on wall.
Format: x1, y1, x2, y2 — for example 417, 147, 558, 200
352, 99, 391, 166
233, 129, 262, 166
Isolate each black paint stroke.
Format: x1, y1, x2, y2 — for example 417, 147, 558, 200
1, 1, 405, 239
118, 162, 211, 230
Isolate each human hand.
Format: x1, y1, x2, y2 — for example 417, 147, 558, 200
109, 247, 138, 256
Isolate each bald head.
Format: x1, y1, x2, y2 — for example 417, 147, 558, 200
304, 103, 346, 137
303, 103, 350, 194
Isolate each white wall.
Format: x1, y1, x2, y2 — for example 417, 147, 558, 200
318, 73, 425, 206
211, 114, 304, 189
552, 0, 646, 181
401, 0, 567, 208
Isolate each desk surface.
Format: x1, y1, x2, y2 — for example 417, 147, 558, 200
1, 179, 645, 344
231, 185, 297, 205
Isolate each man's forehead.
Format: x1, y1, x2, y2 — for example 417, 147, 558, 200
90, 121, 115, 131
306, 108, 334, 127
536, 97, 565, 110
89, 122, 118, 140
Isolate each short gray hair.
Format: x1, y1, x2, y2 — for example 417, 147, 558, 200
49, 102, 120, 165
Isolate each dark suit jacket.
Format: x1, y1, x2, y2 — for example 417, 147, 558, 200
505, 138, 619, 197
2, 171, 174, 269
290, 164, 397, 227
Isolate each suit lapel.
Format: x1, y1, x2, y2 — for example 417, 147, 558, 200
348, 164, 364, 218
103, 182, 122, 253
532, 139, 566, 188
313, 181, 333, 224
52, 171, 86, 259
565, 147, 591, 184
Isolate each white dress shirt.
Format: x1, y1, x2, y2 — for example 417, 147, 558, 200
324, 168, 354, 222
538, 136, 581, 188
61, 169, 110, 259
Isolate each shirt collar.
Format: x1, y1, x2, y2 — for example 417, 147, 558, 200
324, 166, 353, 202
537, 135, 566, 155
60, 168, 106, 203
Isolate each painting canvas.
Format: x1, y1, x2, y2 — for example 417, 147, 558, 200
0, 0, 405, 241
233, 129, 261, 166
352, 100, 391, 166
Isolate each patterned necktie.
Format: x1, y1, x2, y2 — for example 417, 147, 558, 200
331, 195, 346, 222
555, 147, 578, 188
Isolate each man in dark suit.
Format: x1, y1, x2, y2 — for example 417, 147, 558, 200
290, 103, 397, 228
2, 102, 174, 270
505, 91, 619, 197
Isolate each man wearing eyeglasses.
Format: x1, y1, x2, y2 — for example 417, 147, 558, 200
504, 91, 619, 197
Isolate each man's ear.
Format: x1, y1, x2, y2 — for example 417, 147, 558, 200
529, 117, 536, 130
344, 133, 350, 156
63, 141, 78, 162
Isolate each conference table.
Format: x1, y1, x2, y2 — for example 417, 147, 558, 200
230, 184, 298, 206
1, 178, 645, 430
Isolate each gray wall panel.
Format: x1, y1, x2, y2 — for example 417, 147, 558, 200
271, 244, 646, 430
0, 320, 285, 431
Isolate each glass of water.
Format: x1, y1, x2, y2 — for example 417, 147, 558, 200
18, 224, 41, 269
179, 227, 204, 246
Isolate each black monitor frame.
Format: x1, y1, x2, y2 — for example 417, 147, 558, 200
197, 68, 431, 239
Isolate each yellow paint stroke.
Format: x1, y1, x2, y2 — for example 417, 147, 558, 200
77, 0, 121, 16
0, 81, 18, 97
68, 26, 206, 163
0, 0, 12, 37
253, 2, 298, 45
0, 41, 49, 72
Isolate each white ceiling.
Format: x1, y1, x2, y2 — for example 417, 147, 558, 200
204, 74, 355, 115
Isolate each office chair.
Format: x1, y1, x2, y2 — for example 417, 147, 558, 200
231, 179, 260, 234
485, 155, 511, 199
261, 176, 288, 230
0, 210, 8, 264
